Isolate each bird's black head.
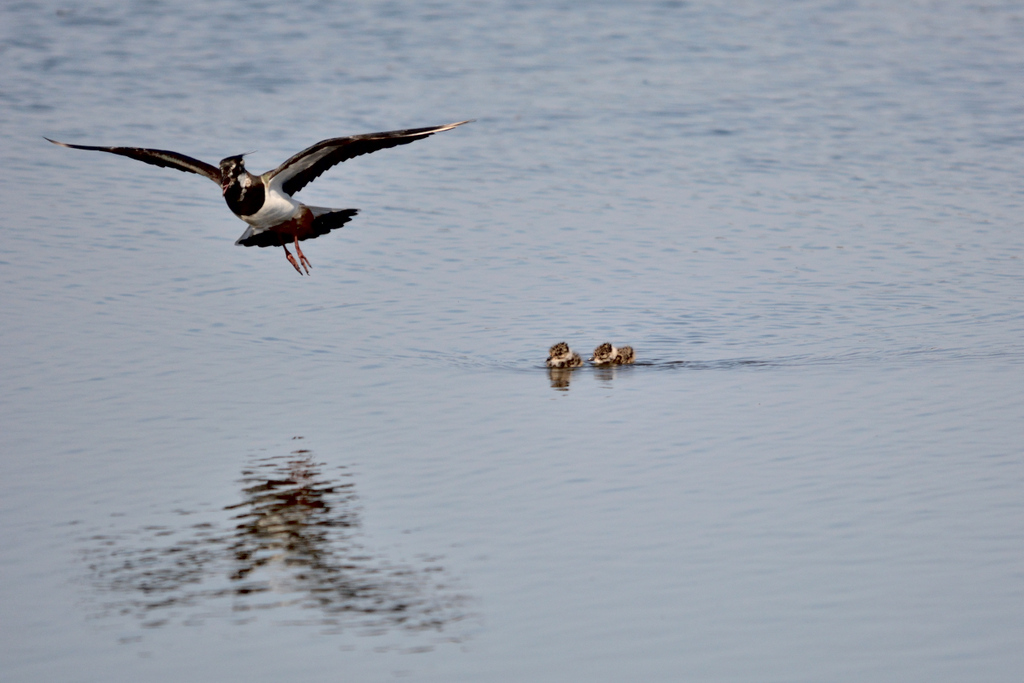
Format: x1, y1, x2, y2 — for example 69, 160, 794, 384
218, 154, 247, 194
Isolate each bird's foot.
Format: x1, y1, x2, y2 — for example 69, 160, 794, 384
283, 246, 305, 275
294, 239, 312, 275
286, 253, 305, 275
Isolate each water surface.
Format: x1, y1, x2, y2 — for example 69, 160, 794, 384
2, 1, 1023, 681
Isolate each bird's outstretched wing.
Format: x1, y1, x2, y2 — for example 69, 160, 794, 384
267, 120, 472, 197
45, 138, 221, 184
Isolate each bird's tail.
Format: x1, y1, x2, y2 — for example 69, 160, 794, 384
234, 207, 359, 247
307, 207, 358, 240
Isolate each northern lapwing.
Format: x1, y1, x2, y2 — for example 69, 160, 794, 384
546, 342, 583, 369
589, 343, 635, 365
46, 120, 472, 275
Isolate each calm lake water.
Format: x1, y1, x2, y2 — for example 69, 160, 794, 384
3, 1, 1024, 681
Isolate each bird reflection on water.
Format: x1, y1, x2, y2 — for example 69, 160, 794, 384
80, 446, 470, 642
545, 357, 787, 391
547, 366, 576, 390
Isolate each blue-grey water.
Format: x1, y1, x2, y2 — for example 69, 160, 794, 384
3, 1, 1024, 681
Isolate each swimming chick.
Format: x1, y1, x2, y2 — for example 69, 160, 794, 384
590, 342, 635, 366
546, 342, 583, 368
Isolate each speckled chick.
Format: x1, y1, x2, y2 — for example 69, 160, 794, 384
590, 342, 635, 365
547, 342, 583, 368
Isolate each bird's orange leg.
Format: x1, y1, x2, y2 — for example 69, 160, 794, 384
282, 244, 305, 275
293, 236, 312, 274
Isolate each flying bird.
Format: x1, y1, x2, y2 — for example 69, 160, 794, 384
46, 120, 472, 275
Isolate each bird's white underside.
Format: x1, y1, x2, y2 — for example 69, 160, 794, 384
240, 175, 303, 230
